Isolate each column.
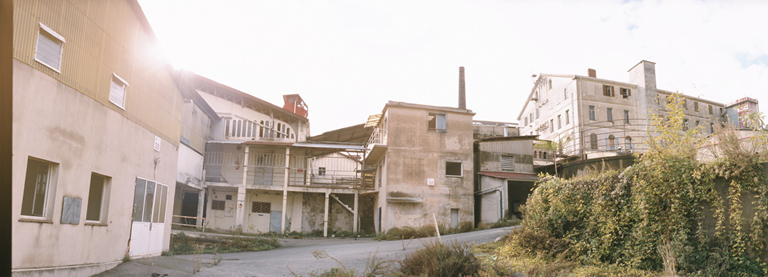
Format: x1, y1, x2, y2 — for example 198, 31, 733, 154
235, 145, 249, 230
353, 190, 359, 233
324, 190, 330, 237
280, 147, 290, 234
196, 188, 205, 227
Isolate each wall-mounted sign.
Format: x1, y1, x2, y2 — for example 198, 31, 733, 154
154, 136, 161, 152
427, 178, 435, 186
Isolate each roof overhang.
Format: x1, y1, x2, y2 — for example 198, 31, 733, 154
479, 171, 539, 182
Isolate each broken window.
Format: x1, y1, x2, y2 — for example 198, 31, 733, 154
445, 161, 462, 177
252, 202, 271, 214
86, 173, 110, 223
428, 113, 446, 131
21, 158, 57, 218
211, 200, 225, 211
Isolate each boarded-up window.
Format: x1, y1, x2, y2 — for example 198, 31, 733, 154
501, 156, 515, 171
252, 202, 271, 213
35, 23, 65, 72
446, 161, 462, 177
109, 74, 128, 109
212, 200, 225, 210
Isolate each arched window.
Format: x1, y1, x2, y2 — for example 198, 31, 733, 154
608, 135, 616, 150
625, 136, 633, 152
590, 133, 598, 150
259, 121, 264, 137
277, 123, 282, 138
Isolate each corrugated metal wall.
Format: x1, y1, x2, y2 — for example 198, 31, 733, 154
13, 0, 182, 146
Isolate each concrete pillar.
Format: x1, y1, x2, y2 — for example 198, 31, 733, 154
196, 188, 205, 227
235, 146, 249, 230
324, 190, 330, 237
280, 147, 290, 234
353, 191, 359, 233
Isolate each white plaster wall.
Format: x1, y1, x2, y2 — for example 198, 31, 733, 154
177, 144, 204, 189
12, 60, 178, 271
206, 187, 238, 231
198, 91, 306, 141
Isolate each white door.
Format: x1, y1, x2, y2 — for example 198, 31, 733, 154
247, 201, 271, 233
129, 178, 168, 258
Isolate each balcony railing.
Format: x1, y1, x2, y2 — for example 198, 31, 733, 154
367, 128, 387, 146
203, 151, 374, 190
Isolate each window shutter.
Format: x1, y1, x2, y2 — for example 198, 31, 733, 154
36, 31, 63, 70
436, 114, 446, 130
501, 156, 515, 171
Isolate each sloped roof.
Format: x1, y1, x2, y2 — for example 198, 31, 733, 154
307, 124, 373, 144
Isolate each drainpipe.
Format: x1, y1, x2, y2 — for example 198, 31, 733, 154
280, 147, 290, 234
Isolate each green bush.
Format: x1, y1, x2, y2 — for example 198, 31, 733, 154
398, 240, 480, 277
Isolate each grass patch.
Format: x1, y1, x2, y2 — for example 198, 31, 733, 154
399, 239, 480, 277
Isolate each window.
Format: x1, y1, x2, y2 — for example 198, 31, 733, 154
428, 113, 446, 131
564, 88, 568, 99
695, 120, 700, 128
683, 119, 689, 131
211, 200, 225, 211
524, 117, 528, 126
710, 123, 715, 134
550, 119, 554, 132
624, 110, 630, 124
318, 167, 326, 176
252, 202, 271, 214
542, 151, 547, 159
607, 135, 617, 150
625, 136, 633, 151
535, 108, 540, 119
225, 194, 232, 200
607, 108, 613, 122
548, 79, 552, 89
694, 102, 699, 112
86, 173, 110, 223
21, 158, 57, 218
259, 121, 265, 137
565, 110, 570, 125
557, 115, 561, 129
620, 88, 631, 98
277, 123, 282, 138
445, 161, 462, 177
683, 99, 688, 110
501, 155, 515, 171
589, 106, 596, 120
709, 105, 713, 115
109, 74, 128, 109
35, 23, 65, 72
656, 95, 660, 105
603, 85, 615, 97
131, 178, 168, 223
590, 133, 598, 150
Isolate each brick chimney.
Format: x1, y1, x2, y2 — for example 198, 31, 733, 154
459, 66, 466, 109
588, 68, 596, 78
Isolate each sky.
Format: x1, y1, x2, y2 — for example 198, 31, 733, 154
138, 0, 768, 135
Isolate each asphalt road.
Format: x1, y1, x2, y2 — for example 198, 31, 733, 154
97, 226, 514, 277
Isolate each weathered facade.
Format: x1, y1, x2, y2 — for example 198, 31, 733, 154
12, 1, 182, 275
517, 60, 731, 164
365, 101, 476, 232
474, 136, 539, 224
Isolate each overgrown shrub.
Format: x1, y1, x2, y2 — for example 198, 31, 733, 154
508, 94, 768, 275
398, 240, 480, 277
169, 232, 279, 254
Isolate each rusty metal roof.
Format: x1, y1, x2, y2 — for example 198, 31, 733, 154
307, 124, 373, 144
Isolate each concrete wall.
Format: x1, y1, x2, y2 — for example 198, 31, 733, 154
12, 60, 178, 275
476, 140, 535, 173
205, 187, 238, 231
301, 193, 356, 233
177, 144, 204, 189
378, 104, 475, 231
180, 100, 211, 153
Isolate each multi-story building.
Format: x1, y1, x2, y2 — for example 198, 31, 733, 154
517, 60, 731, 162
365, 101, 476, 232
12, 1, 183, 275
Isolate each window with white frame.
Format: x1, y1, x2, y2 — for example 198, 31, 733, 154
21, 158, 58, 219
86, 173, 111, 223
109, 74, 128, 109
428, 113, 446, 131
445, 161, 462, 177
131, 178, 168, 223
35, 23, 65, 72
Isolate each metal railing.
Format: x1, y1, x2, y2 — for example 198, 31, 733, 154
171, 215, 206, 232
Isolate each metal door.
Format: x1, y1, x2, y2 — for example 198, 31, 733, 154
129, 178, 168, 258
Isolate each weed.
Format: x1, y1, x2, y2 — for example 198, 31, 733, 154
398, 239, 480, 277
212, 253, 222, 266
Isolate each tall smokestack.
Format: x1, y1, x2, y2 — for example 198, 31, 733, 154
459, 66, 466, 109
